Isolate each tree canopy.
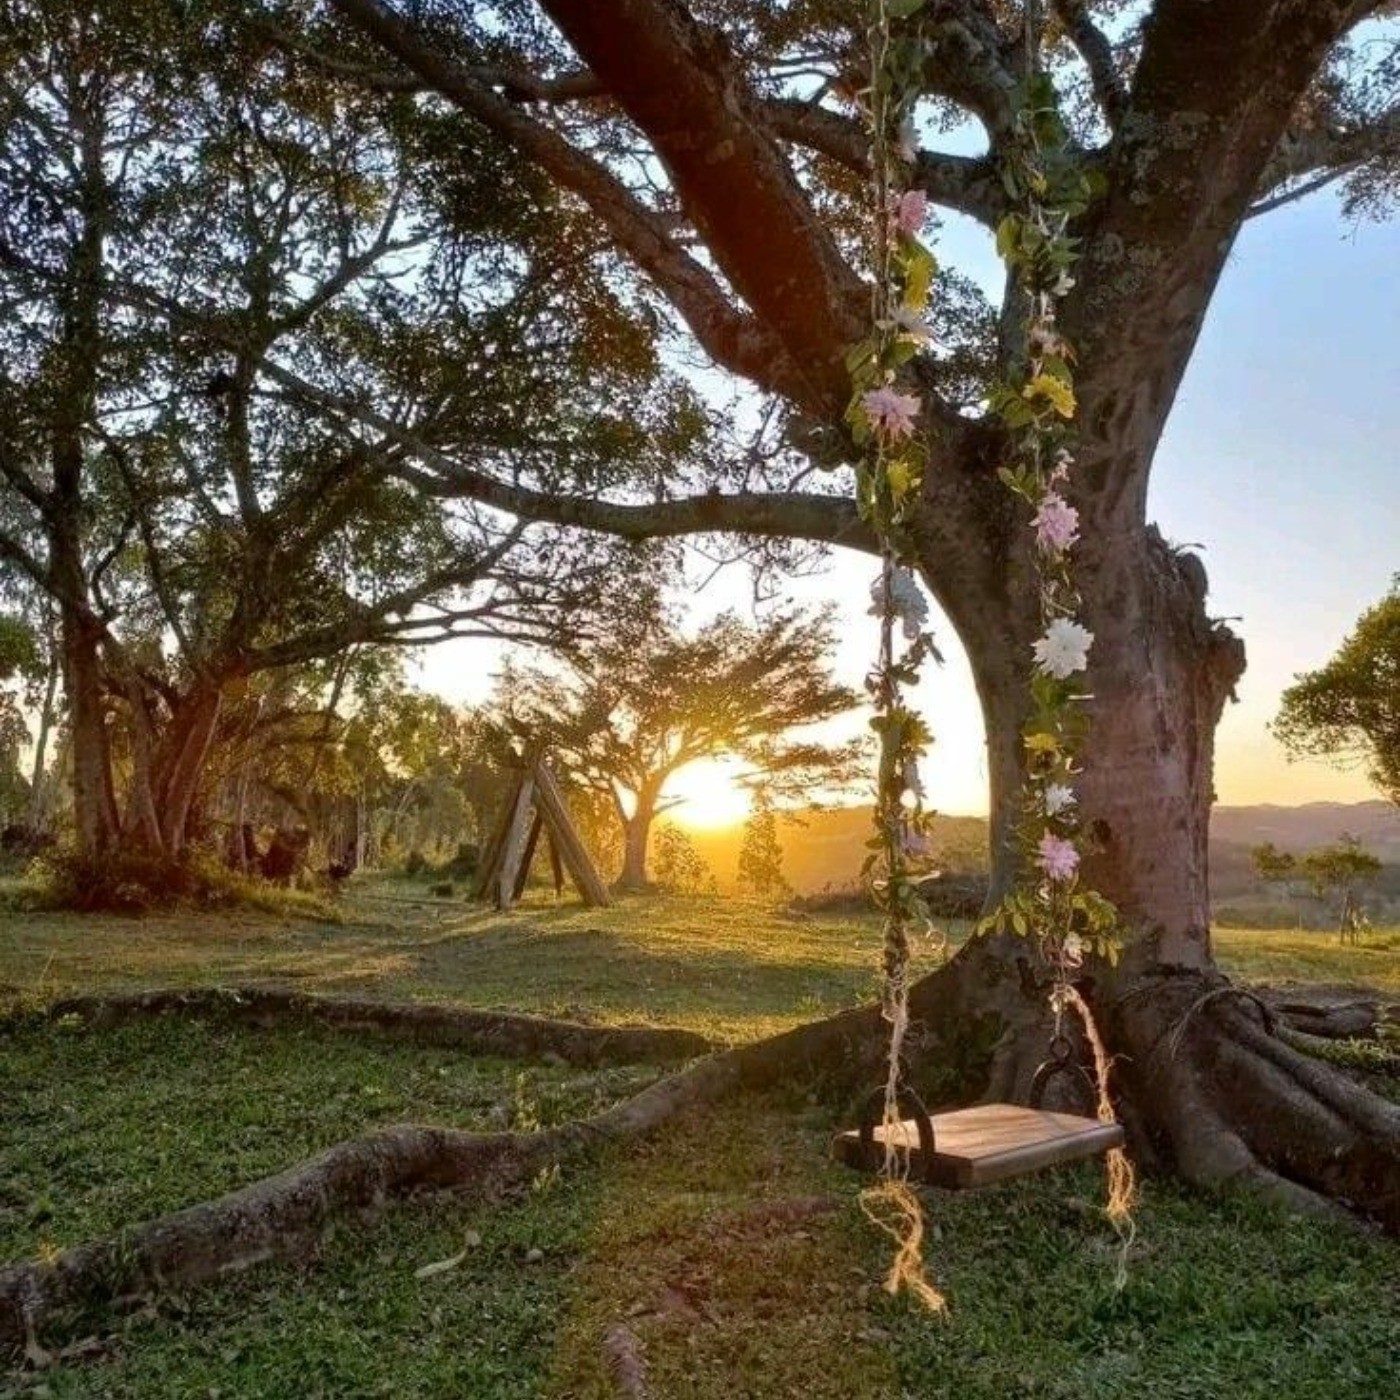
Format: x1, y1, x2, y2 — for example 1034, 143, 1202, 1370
0, 0, 700, 863
495, 600, 860, 886
1274, 581, 1400, 805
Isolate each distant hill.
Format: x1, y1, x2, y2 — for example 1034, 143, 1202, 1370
684, 805, 987, 895
1210, 801, 1400, 859
682, 800, 1399, 898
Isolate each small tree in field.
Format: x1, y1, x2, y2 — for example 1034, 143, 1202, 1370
652, 822, 716, 897
1274, 583, 1400, 806
1250, 842, 1305, 927
497, 602, 860, 889
736, 792, 791, 900
1301, 837, 1382, 946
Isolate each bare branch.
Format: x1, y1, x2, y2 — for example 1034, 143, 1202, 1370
243, 345, 872, 555
1252, 100, 1400, 216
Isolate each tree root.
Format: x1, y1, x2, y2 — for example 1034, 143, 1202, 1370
24, 986, 715, 1066
0, 1048, 742, 1363
6, 955, 1399, 1363
1109, 976, 1400, 1229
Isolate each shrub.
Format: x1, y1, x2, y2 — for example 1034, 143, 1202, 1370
24, 848, 339, 920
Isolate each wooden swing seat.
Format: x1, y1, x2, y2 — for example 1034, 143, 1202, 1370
834, 1102, 1124, 1190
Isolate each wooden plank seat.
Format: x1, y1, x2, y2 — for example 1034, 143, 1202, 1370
834, 1102, 1125, 1190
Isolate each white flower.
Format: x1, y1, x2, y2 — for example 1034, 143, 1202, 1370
898, 114, 919, 165
1043, 783, 1077, 817
869, 567, 930, 642
891, 304, 938, 345
1032, 617, 1093, 679
1061, 932, 1085, 966
1051, 271, 1077, 297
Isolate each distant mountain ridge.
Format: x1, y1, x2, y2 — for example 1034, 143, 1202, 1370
682, 800, 1399, 895
1210, 800, 1400, 859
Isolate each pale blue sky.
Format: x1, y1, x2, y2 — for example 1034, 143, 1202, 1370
420, 187, 1399, 816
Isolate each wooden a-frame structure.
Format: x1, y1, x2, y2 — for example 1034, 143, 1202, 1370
474, 753, 610, 910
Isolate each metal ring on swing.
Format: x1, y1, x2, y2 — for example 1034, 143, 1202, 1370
1028, 1033, 1094, 1108
857, 1084, 937, 1182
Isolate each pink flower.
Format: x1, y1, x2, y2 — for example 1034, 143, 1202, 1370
862, 386, 920, 440
892, 189, 927, 237
1033, 493, 1079, 552
1037, 832, 1080, 883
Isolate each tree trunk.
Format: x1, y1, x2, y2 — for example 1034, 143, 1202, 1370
617, 793, 658, 891
59, 605, 117, 858
26, 647, 60, 832
154, 684, 223, 859
904, 451, 1400, 1223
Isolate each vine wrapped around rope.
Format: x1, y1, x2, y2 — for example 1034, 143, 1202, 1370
975, 6, 1138, 1247
847, 0, 947, 1314
849, 0, 1135, 1308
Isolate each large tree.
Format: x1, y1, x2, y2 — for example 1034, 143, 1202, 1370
496, 602, 860, 889
0, 0, 687, 866
299, 0, 1400, 1222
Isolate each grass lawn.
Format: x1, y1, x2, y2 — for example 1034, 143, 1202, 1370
2, 883, 1397, 1398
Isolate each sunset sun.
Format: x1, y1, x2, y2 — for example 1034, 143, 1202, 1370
665, 759, 754, 829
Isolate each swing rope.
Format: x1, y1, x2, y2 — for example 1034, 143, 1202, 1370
851, 0, 1135, 1310
852, 0, 947, 1315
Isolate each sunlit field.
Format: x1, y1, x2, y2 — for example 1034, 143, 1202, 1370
3, 882, 1397, 1398
3, 880, 1396, 1035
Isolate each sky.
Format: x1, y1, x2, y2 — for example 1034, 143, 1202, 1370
417, 185, 1400, 821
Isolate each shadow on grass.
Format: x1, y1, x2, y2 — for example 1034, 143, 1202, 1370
376, 920, 883, 1039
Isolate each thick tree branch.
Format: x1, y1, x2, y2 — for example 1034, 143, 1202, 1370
760, 97, 1007, 227
221, 339, 874, 558
327, 0, 811, 407
1251, 99, 1400, 216
920, 3, 1020, 141
527, 0, 869, 416
1069, 0, 1368, 519
1053, 0, 1129, 129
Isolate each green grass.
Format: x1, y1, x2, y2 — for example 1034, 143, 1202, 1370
0, 884, 910, 1041
4, 879, 1393, 1039
0, 1014, 657, 1262
2, 886, 1397, 1397
1211, 924, 1400, 993
11, 1091, 1398, 1399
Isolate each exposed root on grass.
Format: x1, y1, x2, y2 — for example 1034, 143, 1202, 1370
24, 986, 715, 1066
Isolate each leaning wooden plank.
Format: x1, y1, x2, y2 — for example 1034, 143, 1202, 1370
512, 810, 545, 901
532, 761, 611, 906
834, 1103, 1124, 1190
494, 772, 538, 910
474, 767, 523, 901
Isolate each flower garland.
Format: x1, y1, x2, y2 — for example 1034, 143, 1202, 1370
976, 14, 1137, 1249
